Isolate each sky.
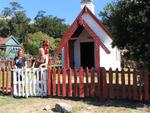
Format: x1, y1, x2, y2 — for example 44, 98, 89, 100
0, 0, 113, 25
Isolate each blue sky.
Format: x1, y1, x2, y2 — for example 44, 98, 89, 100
0, 0, 112, 24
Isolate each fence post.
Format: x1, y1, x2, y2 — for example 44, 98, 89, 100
144, 69, 149, 101
115, 68, 119, 99
5, 67, 8, 94
79, 67, 84, 98
85, 67, 89, 97
47, 66, 52, 96
133, 68, 137, 100
121, 69, 126, 99
11, 68, 14, 96
109, 68, 114, 99
90, 67, 95, 97
57, 68, 61, 96
2, 67, 4, 93
68, 68, 72, 97
74, 68, 78, 97
97, 67, 101, 98
139, 70, 143, 101
128, 68, 131, 100
62, 68, 66, 97
52, 68, 56, 96
102, 67, 107, 100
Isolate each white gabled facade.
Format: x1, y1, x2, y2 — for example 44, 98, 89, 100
56, 0, 121, 70
82, 13, 121, 70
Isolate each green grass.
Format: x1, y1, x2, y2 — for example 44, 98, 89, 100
0, 96, 35, 107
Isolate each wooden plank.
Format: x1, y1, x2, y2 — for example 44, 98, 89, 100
102, 67, 107, 100
68, 68, 72, 97
18, 69, 21, 97
62, 68, 66, 97
139, 71, 143, 101
11, 68, 14, 96
97, 67, 101, 98
2, 68, 4, 93
5, 67, 9, 94
144, 69, 149, 101
109, 68, 114, 99
57, 68, 61, 96
127, 68, 131, 100
85, 67, 89, 97
79, 67, 84, 98
32, 69, 36, 96
90, 67, 95, 97
0, 68, 1, 91
115, 68, 119, 99
121, 69, 126, 99
74, 68, 78, 97
47, 67, 51, 96
52, 68, 56, 96
133, 69, 137, 100
13, 69, 17, 96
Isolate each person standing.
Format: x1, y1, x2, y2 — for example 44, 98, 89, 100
14, 49, 27, 69
32, 48, 49, 68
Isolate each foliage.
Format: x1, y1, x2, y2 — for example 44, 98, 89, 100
24, 32, 59, 56
0, 19, 10, 37
34, 10, 69, 38
8, 11, 31, 42
0, 49, 8, 60
99, 0, 150, 68
0, 2, 31, 42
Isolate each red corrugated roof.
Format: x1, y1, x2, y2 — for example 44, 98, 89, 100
0, 37, 9, 45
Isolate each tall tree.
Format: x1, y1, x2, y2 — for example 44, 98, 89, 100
99, 0, 150, 68
0, 19, 10, 37
1, 1, 23, 17
34, 10, 69, 38
8, 11, 31, 42
0, 2, 31, 42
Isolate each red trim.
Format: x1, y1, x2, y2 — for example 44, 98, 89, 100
55, 7, 87, 56
82, 20, 110, 54
95, 42, 100, 69
55, 6, 111, 56
0, 37, 9, 45
64, 42, 70, 68
86, 7, 112, 38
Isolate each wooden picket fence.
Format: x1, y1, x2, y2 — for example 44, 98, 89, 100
0, 66, 150, 101
47, 67, 150, 101
13, 68, 47, 97
0, 67, 13, 94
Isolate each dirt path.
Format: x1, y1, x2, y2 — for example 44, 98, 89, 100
0, 96, 150, 113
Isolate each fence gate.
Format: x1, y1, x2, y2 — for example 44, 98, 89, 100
13, 68, 47, 97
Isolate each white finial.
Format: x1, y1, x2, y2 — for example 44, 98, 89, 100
81, 0, 94, 14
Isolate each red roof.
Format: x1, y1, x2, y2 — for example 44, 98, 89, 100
55, 6, 112, 56
0, 37, 9, 45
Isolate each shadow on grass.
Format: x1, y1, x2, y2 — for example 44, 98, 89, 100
45, 96, 150, 110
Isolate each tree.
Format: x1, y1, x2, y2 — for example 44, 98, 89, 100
34, 10, 69, 38
99, 0, 150, 68
24, 32, 58, 56
8, 11, 31, 42
0, 19, 10, 37
0, 2, 31, 42
1, 1, 23, 17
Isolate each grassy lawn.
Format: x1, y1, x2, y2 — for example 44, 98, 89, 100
0, 96, 150, 113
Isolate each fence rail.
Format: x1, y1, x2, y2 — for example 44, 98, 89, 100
47, 67, 150, 101
0, 66, 149, 101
